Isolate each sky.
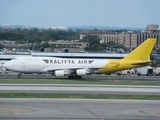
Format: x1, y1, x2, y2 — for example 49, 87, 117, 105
0, 0, 160, 28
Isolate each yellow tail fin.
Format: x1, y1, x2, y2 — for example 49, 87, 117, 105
122, 38, 156, 60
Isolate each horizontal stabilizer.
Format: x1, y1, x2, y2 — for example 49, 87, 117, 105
130, 61, 151, 65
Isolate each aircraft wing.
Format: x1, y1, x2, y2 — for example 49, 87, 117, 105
41, 67, 81, 71
41, 67, 100, 74
41, 67, 69, 72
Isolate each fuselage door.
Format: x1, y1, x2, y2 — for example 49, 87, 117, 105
22, 63, 25, 68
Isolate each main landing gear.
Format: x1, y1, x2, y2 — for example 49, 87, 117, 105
68, 75, 82, 79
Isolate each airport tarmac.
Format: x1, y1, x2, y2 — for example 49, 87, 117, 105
0, 84, 160, 95
0, 98, 160, 120
0, 77, 160, 120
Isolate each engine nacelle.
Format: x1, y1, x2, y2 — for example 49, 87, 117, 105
55, 70, 65, 76
76, 69, 86, 76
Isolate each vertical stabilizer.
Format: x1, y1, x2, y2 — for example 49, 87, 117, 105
122, 38, 156, 60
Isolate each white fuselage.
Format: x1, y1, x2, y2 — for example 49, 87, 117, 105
3, 56, 110, 74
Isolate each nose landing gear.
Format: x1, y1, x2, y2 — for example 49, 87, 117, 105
18, 72, 22, 78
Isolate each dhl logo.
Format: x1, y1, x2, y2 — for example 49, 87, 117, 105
110, 62, 120, 65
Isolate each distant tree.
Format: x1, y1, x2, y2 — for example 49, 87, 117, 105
16, 40, 26, 44
84, 40, 128, 52
41, 42, 50, 48
0, 29, 79, 44
81, 35, 100, 46
85, 44, 104, 51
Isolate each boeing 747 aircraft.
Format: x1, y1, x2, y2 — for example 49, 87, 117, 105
3, 38, 156, 79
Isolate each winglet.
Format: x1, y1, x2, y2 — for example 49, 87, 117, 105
122, 38, 156, 60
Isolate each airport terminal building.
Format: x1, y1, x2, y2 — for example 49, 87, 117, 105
80, 24, 160, 50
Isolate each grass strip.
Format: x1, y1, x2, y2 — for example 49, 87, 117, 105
0, 93, 160, 100
0, 79, 160, 86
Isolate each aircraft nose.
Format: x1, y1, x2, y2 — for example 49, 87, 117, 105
3, 62, 11, 70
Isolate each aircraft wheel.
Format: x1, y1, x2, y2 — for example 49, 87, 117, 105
68, 76, 73, 79
37, 73, 41, 76
68, 75, 82, 79
76, 76, 82, 79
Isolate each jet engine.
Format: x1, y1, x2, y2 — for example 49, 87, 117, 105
55, 70, 65, 76
76, 69, 86, 76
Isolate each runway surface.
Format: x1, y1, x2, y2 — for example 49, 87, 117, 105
0, 84, 160, 95
0, 98, 160, 120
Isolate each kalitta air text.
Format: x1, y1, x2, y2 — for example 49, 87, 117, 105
43, 59, 94, 64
